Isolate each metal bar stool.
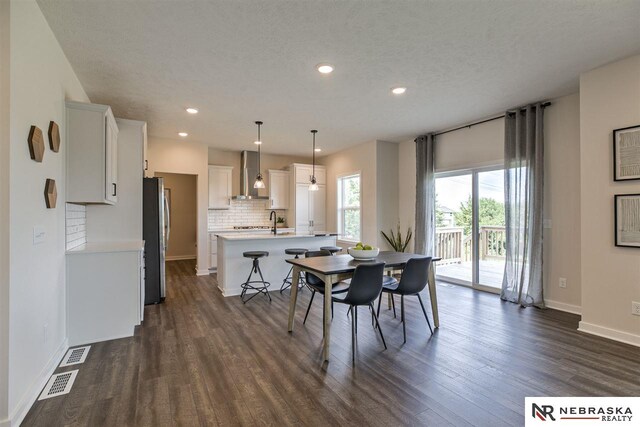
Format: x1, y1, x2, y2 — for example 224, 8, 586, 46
320, 246, 342, 255
240, 251, 271, 303
280, 248, 308, 293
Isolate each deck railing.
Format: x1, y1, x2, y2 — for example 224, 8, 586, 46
436, 226, 506, 264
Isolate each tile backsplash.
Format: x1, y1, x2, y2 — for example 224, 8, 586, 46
65, 203, 86, 249
208, 199, 286, 230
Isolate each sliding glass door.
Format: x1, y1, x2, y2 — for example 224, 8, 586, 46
435, 167, 505, 292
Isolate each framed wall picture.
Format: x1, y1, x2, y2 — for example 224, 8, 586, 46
615, 194, 640, 248
613, 125, 640, 181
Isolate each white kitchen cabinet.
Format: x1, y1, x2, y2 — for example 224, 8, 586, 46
208, 165, 233, 209
66, 101, 119, 204
290, 164, 326, 233
66, 241, 145, 346
209, 233, 218, 270
268, 170, 290, 210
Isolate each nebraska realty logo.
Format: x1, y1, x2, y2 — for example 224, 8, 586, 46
525, 398, 639, 426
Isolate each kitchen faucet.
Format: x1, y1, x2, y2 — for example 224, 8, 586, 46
270, 210, 277, 235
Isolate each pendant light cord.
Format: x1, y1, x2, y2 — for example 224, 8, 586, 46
311, 129, 318, 180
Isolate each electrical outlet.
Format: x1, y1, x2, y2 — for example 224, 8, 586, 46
558, 278, 567, 288
632, 302, 640, 316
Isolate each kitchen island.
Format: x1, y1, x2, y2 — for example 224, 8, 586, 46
216, 233, 337, 297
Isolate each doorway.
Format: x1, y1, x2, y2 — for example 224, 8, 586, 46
435, 167, 505, 293
155, 172, 197, 261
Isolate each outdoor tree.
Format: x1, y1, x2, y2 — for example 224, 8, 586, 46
453, 196, 505, 235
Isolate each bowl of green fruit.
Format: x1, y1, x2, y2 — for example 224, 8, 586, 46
348, 242, 380, 260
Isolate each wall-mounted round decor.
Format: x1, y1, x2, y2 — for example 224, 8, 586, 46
44, 179, 57, 209
28, 125, 45, 162
48, 121, 60, 152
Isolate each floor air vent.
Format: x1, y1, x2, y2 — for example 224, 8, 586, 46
59, 345, 90, 367
38, 370, 78, 400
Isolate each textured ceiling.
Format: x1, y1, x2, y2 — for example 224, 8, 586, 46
38, 0, 640, 156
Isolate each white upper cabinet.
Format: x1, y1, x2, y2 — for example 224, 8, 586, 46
290, 163, 326, 233
208, 165, 233, 209
268, 170, 290, 210
66, 101, 119, 204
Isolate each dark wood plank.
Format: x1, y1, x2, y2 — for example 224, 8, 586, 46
21, 260, 640, 427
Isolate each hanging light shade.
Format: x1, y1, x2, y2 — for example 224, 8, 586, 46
309, 130, 319, 191
253, 121, 265, 189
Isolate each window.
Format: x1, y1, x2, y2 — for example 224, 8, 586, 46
338, 173, 361, 242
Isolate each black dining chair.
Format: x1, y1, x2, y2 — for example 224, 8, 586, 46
302, 250, 349, 324
332, 262, 387, 364
376, 257, 433, 343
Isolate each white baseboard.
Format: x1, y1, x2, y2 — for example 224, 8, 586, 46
545, 299, 582, 315
165, 255, 196, 261
8, 338, 69, 427
578, 321, 640, 347
196, 268, 210, 276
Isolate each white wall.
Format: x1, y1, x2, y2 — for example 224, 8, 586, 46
0, 0, 10, 423
155, 172, 197, 259
397, 92, 583, 313
7, 0, 89, 424
147, 137, 209, 273
578, 55, 640, 345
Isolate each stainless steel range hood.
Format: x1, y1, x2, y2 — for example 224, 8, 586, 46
233, 150, 268, 200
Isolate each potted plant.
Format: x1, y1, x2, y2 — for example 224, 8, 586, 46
276, 216, 286, 228
381, 223, 412, 252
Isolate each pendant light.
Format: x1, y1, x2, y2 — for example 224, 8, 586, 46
309, 130, 319, 191
253, 121, 265, 189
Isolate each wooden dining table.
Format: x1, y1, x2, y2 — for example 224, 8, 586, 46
286, 251, 440, 362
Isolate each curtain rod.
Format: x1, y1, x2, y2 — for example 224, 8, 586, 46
434, 101, 551, 137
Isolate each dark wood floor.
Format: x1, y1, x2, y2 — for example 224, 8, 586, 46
23, 260, 640, 426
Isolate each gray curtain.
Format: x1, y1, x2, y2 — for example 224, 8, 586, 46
415, 134, 436, 256
501, 104, 545, 307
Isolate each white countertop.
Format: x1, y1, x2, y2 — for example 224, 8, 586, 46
66, 240, 145, 254
209, 228, 295, 234
218, 232, 337, 241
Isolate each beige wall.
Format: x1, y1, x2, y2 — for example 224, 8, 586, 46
578, 55, 640, 344
208, 147, 311, 197
7, 0, 90, 423
544, 93, 581, 311
397, 92, 583, 314
155, 172, 197, 260
0, 0, 9, 422
320, 140, 400, 249
321, 140, 377, 245
376, 141, 400, 249
147, 137, 209, 273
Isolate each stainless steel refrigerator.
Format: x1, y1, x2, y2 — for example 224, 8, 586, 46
143, 177, 170, 304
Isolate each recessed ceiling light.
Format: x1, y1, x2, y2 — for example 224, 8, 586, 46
314, 148, 322, 152
391, 87, 407, 95
178, 132, 188, 137
186, 107, 198, 114
316, 63, 334, 74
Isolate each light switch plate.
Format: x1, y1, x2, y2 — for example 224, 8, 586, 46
33, 226, 45, 245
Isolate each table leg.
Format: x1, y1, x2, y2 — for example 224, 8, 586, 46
386, 270, 392, 309
322, 274, 333, 361
287, 266, 301, 332
428, 263, 439, 328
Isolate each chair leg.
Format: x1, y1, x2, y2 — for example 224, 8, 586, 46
370, 303, 387, 350
376, 293, 382, 318
303, 290, 315, 324
256, 263, 271, 302
354, 306, 358, 335
417, 293, 434, 335
280, 265, 294, 293
391, 295, 397, 318
351, 305, 356, 364
331, 301, 334, 319
401, 295, 406, 343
